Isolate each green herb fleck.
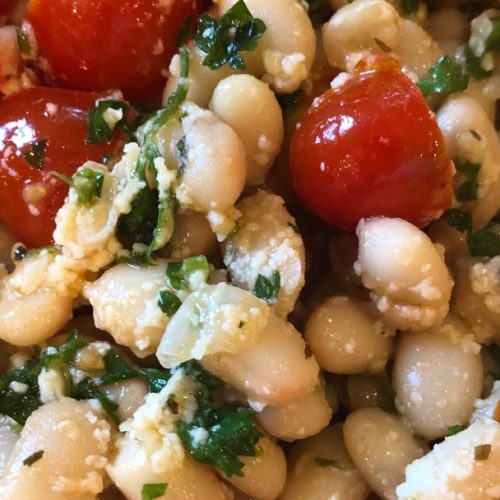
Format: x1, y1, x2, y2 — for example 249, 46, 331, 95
138, 368, 172, 393
121, 252, 154, 268
23, 450, 44, 466
444, 208, 473, 234
467, 222, 500, 257
175, 137, 188, 177
87, 100, 129, 143
455, 158, 481, 201
141, 482, 168, 500
193, 0, 266, 70
470, 129, 481, 141
315, 457, 344, 468
166, 255, 212, 291
401, 0, 419, 14
52, 167, 104, 206
17, 29, 31, 54
448, 424, 465, 435
23, 139, 48, 169
253, 271, 281, 304
417, 56, 469, 97
474, 443, 491, 461
158, 290, 182, 317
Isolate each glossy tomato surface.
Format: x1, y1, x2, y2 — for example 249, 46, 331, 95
0, 87, 120, 248
289, 66, 453, 232
26, 0, 203, 104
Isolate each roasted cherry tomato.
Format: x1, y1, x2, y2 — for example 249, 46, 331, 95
26, 0, 204, 104
289, 63, 453, 232
0, 87, 120, 248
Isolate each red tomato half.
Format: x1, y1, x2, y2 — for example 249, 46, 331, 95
0, 0, 14, 17
0, 87, 120, 248
26, 0, 204, 104
289, 64, 453, 232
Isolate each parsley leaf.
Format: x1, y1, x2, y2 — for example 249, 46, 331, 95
474, 443, 491, 461
175, 137, 188, 178
138, 368, 172, 393
417, 56, 469, 97
467, 222, 500, 257
120, 251, 155, 268
253, 271, 281, 304
23, 450, 44, 466
87, 100, 129, 143
444, 208, 473, 234
401, 0, 419, 14
448, 424, 465, 435
455, 158, 481, 201
193, 0, 266, 70
158, 289, 182, 317
23, 139, 48, 169
52, 167, 105, 206
141, 483, 168, 500
166, 255, 213, 291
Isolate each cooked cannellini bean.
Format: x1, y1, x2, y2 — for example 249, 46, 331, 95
102, 378, 148, 422
0, 417, 18, 476
452, 257, 500, 344
355, 217, 453, 331
84, 262, 169, 358
223, 191, 305, 318
427, 219, 469, 269
397, 420, 500, 500
163, 44, 235, 108
279, 425, 370, 500
217, 0, 316, 93
343, 407, 427, 500
0, 399, 111, 499
201, 314, 319, 406
176, 102, 246, 215
210, 75, 284, 186
255, 383, 333, 442
305, 296, 395, 374
322, 0, 401, 72
167, 211, 218, 260
437, 96, 500, 229
427, 8, 468, 56
393, 316, 483, 440
224, 437, 287, 499
346, 373, 395, 413
157, 283, 269, 368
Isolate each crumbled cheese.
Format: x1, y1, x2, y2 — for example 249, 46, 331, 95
102, 107, 123, 131
469, 13, 495, 57
471, 381, 500, 424
8, 381, 28, 394
262, 50, 308, 93
38, 368, 66, 404
223, 191, 305, 318
470, 256, 500, 315
188, 427, 209, 447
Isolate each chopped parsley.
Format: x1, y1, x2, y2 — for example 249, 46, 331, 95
13, 245, 61, 262
315, 457, 344, 468
141, 483, 169, 500
158, 289, 182, 317
253, 271, 281, 304
23, 139, 48, 169
417, 56, 469, 97
138, 368, 172, 393
474, 443, 491, 461
448, 424, 465, 435
52, 167, 105, 206
175, 137, 188, 177
454, 158, 481, 201
166, 255, 213, 291
444, 209, 500, 257
87, 99, 129, 143
17, 29, 31, 54
121, 251, 155, 268
401, 0, 419, 15
193, 0, 266, 71
23, 450, 44, 466
176, 362, 262, 478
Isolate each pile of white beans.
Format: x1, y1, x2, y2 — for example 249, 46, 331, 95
0, 0, 499, 499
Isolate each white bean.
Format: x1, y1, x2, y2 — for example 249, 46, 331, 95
255, 383, 333, 441
427, 218, 469, 269
279, 425, 370, 500
163, 44, 235, 108
393, 316, 483, 439
427, 8, 468, 56
397, 420, 500, 499
176, 102, 246, 214
223, 191, 305, 318
102, 378, 148, 422
202, 314, 319, 406
305, 296, 395, 374
343, 407, 427, 500
224, 437, 287, 500
0, 417, 18, 476
322, 0, 401, 72
0, 399, 111, 499
84, 262, 168, 358
437, 96, 500, 229
167, 211, 218, 260
210, 75, 284, 186
355, 217, 453, 330
217, 0, 316, 93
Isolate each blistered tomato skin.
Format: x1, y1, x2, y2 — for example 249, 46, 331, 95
26, 0, 204, 104
0, 87, 120, 248
289, 68, 454, 232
